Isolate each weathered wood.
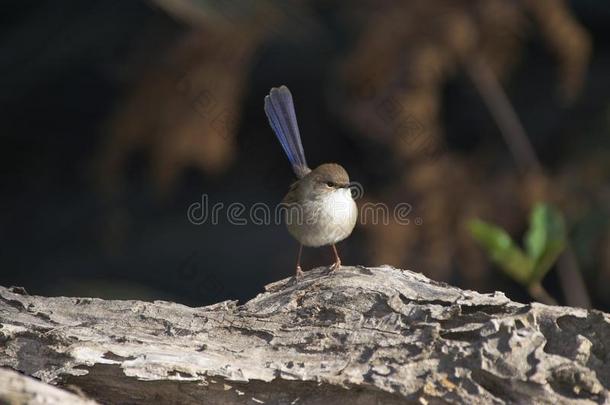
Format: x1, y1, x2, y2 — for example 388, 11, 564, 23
0, 266, 608, 404
0, 368, 98, 405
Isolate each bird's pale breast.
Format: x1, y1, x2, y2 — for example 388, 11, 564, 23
284, 188, 357, 247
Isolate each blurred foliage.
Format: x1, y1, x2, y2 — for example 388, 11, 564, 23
525, 204, 567, 282
469, 204, 567, 295
101, 0, 590, 192
87, 0, 610, 307
340, 0, 590, 288
469, 220, 532, 286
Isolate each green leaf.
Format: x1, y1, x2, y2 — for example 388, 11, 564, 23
524, 203, 567, 283
468, 219, 533, 284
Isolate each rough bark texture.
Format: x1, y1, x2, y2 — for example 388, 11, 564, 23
0, 266, 609, 404
0, 368, 98, 405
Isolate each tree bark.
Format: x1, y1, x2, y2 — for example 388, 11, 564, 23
0, 368, 98, 405
0, 266, 608, 404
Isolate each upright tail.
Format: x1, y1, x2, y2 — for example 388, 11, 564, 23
264, 86, 311, 178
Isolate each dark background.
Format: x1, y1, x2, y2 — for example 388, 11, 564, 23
1, 0, 609, 309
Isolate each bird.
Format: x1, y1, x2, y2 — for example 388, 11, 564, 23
264, 85, 358, 278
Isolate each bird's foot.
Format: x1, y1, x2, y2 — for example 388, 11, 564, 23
295, 265, 305, 279
329, 260, 341, 272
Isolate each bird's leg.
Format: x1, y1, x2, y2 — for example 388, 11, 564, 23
329, 244, 342, 271
295, 244, 304, 278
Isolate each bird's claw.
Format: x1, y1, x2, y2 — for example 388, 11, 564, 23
295, 266, 305, 280
329, 260, 341, 272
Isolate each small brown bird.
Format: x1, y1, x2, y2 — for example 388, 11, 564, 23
264, 86, 358, 278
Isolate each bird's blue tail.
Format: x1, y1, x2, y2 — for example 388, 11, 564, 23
264, 86, 310, 178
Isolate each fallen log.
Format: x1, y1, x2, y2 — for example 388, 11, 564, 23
0, 266, 608, 404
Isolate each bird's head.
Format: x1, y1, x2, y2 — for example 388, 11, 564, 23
306, 163, 352, 198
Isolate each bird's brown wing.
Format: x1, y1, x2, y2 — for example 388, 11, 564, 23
281, 180, 301, 205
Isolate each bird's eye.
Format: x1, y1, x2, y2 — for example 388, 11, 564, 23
325, 181, 335, 188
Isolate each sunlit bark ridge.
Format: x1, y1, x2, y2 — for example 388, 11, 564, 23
0, 266, 608, 404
